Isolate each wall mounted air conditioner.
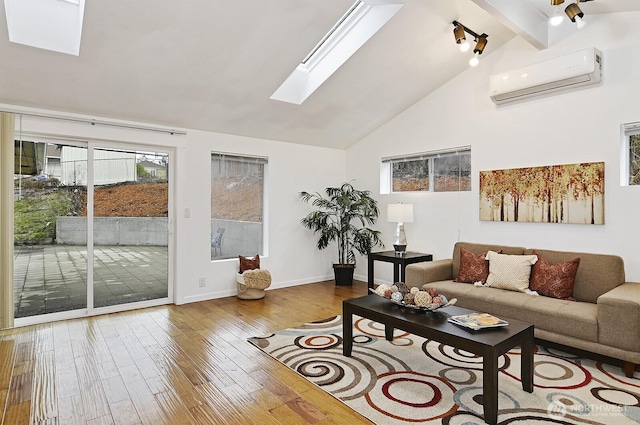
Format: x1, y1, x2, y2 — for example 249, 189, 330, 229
489, 47, 602, 105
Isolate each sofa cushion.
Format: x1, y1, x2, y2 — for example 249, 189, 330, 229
524, 249, 625, 303
485, 251, 538, 293
519, 297, 598, 343
423, 281, 598, 343
452, 242, 525, 279
454, 248, 492, 284
421, 280, 476, 300
529, 251, 580, 300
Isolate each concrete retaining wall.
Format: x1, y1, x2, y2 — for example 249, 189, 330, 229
55, 217, 263, 255
211, 219, 263, 259
56, 217, 168, 246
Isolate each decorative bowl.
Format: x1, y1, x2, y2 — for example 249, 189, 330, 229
369, 288, 457, 312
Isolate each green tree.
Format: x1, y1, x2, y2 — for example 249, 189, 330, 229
14, 192, 74, 243
136, 163, 152, 179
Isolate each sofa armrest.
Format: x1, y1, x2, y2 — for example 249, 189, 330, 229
597, 282, 640, 352
406, 259, 453, 287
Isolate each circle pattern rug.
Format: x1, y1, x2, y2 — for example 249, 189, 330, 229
248, 315, 640, 424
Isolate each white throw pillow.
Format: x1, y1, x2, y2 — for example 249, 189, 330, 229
485, 251, 538, 293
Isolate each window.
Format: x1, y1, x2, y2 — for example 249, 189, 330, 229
381, 146, 471, 193
622, 122, 640, 186
211, 153, 267, 260
270, 0, 403, 104
4, 0, 85, 55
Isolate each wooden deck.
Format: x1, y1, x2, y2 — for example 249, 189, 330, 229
0, 280, 372, 425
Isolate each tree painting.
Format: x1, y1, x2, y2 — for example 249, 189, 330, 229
630, 134, 640, 185
479, 162, 604, 224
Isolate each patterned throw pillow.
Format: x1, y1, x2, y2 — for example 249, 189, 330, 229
239, 254, 260, 273
529, 252, 580, 300
485, 251, 538, 293
454, 247, 493, 284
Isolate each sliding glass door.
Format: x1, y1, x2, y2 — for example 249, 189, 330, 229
13, 139, 172, 323
92, 147, 169, 309
14, 142, 88, 318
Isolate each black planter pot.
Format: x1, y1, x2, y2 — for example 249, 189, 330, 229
333, 264, 355, 286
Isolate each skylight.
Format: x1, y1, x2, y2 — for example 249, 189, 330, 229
4, 0, 86, 56
300, 1, 365, 66
270, 0, 404, 105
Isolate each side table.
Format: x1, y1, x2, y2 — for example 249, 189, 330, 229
368, 251, 433, 290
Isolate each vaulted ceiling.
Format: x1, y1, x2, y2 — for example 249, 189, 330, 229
0, 0, 638, 149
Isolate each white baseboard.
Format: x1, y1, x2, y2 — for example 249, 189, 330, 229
178, 274, 334, 305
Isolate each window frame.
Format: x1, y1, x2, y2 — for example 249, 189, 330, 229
381, 146, 471, 194
210, 152, 268, 261
621, 122, 640, 186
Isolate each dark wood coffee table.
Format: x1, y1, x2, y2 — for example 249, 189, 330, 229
343, 295, 534, 425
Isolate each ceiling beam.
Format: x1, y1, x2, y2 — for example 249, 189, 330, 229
470, 0, 549, 50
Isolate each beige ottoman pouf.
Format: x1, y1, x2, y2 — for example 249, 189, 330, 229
237, 269, 272, 300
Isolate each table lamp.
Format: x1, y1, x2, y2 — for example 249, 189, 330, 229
387, 203, 413, 254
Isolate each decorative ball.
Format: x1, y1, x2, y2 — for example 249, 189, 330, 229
375, 284, 390, 296
391, 291, 404, 302
389, 285, 399, 293
438, 294, 448, 305
432, 296, 444, 305
395, 282, 410, 294
427, 288, 439, 298
414, 291, 433, 307
383, 289, 393, 298
410, 287, 420, 294
404, 293, 415, 305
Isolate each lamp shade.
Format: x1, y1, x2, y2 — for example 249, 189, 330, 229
387, 203, 413, 223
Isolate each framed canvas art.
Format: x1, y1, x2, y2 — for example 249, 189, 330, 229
479, 162, 604, 224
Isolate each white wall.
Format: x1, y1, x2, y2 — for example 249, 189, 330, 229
179, 130, 346, 304
6, 106, 346, 305
347, 12, 640, 284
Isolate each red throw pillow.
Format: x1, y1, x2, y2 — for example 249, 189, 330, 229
529, 252, 580, 300
454, 247, 492, 284
239, 254, 260, 273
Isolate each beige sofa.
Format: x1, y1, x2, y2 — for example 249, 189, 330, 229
406, 241, 640, 377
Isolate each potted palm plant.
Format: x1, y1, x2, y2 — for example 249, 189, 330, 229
299, 182, 383, 286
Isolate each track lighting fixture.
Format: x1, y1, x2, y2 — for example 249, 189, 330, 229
452, 21, 488, 67
565, 2, 586, 29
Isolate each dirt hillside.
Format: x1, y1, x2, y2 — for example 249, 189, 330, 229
81, 183, 168, 217
210, 178, 263, 222
81, 180, 261, 221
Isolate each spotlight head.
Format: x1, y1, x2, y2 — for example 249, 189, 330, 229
550, 0, 564, 5
453, 23, 466, 45
565, 3, 584, 23
459, 41, 470, 52
473, 35, 488, 55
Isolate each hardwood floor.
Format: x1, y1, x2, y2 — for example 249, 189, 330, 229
0, 280, 372, 425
